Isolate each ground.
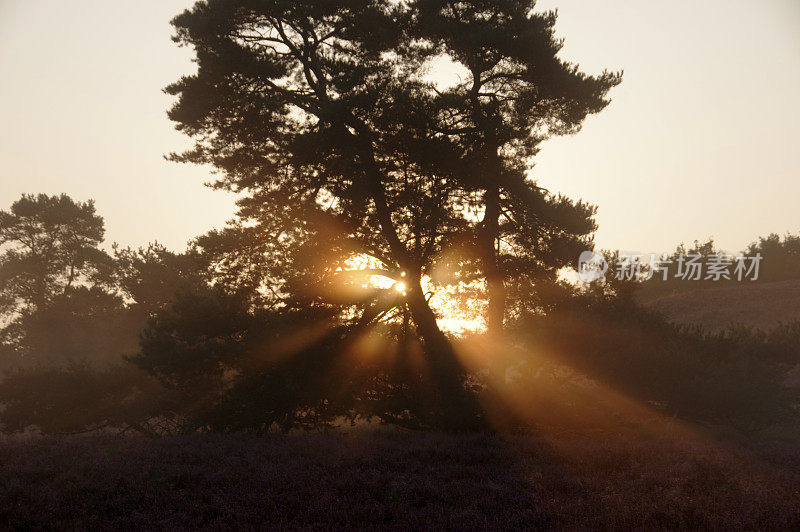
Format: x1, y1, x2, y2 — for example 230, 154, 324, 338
1, 430, 798, 529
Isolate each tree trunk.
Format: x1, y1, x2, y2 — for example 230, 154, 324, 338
468, 66, 507, 339
347, 127, 483, 429
481, 183, 506, 339
404, 272, 483, 430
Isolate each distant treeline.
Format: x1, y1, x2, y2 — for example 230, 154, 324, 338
606, 235, 800, 302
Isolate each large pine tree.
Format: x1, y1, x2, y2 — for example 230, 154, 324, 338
166, 0, 484, 427
165, 0, 620, 426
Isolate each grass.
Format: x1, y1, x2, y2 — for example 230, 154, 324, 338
1, 431, 799, 529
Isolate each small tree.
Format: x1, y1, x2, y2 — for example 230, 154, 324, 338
0, 194, 112, 310
0, 194, 118, 366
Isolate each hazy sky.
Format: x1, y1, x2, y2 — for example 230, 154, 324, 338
1, 0, 799, 254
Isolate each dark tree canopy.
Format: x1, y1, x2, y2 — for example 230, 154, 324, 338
158, 0, 622, 428
165, 0, 619, 333
165, 0, 480, 426
0, 193, 112, 313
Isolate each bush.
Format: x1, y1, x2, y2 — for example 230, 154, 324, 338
508, 294, 800, 431
0, 363, 175, 434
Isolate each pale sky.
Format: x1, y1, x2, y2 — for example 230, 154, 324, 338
1, 0, 799, 255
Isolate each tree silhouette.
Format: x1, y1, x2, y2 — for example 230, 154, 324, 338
747, 233, 800, 283
163, 0, 620, 427
0, 194, 118, 366
113, 242, 207, 318
411, 0, 621, 336
0, 194, 112, 312
165, 0, 489, 427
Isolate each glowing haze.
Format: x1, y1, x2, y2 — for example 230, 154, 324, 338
1, 0, 799, 255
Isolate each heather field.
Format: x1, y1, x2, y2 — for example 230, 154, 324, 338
2, 431, 799, 530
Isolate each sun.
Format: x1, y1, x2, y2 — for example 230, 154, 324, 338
341, 254, 484, 334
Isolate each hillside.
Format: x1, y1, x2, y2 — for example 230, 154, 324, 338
641, 279, 800, 332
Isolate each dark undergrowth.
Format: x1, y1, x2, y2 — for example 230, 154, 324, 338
1, 431, 798, 530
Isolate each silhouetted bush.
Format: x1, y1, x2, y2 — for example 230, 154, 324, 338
509, 292, 800, 431
0, 363, 174, 434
